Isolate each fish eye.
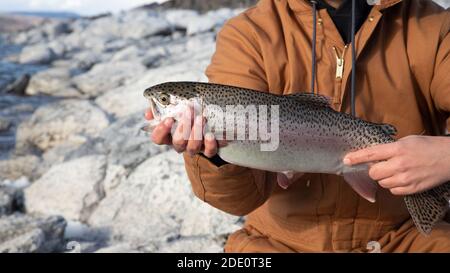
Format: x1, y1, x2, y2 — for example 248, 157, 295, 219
158, 93, 171, 106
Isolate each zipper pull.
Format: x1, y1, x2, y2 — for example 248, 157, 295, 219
333, 45, 348, 80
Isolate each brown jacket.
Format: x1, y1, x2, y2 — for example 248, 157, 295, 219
184, 0, 450, 252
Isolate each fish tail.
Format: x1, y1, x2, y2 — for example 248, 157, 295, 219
404, 182, 450, 235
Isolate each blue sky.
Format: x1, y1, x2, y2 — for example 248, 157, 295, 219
0, 0, 167, 15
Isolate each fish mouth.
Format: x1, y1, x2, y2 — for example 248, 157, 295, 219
141, 97, 161, 133
149, 98, 161, 121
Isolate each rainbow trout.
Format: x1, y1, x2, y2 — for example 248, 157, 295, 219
143, 82, 450, 235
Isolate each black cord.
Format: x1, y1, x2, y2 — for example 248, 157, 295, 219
350, 0, 357, 116
311, 0, 318, 95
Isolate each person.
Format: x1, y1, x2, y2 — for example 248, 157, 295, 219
145, 0, 450, 252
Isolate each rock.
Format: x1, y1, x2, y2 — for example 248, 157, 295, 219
12, 28, 46, 45
94, 243, 149, 253
120, 11, 173, 39
0, 176, 30, 189
72, 61, 147, 97
0, 186, 24, 217
139, 0, 258, 13
88, 150, 240, 245
25, 155, 107, 222
16, 100, 109, 152
158, 237, 225, 253
0, 61, 43, 94
95, 60, 209, 118
47, 40, 66, 57
165, 10, 199, 31
5, 74, 30, 96
187, 9, 237, 35
0, 155, 41, 181
0, 117, 11, 132
70, 51, 107, 71
82, 11, 172, 41
19, 44, 57, 65
26, 67, 82, 97
40, 143, 85, 173
0, 94, 55, 157
98, 112, 169, 168
66, 112, 169, 166
111, 45, 143, 62
102, 164, 127, 196
42, 21, 72, 38
0, 214, 66, 253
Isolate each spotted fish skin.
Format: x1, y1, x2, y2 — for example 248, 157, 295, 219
144, 81, 450, 235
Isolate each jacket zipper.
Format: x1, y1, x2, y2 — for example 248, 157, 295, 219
333, 45, 348, 80
332, 45, 348, 105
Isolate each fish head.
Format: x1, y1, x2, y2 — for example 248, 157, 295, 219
142, 82, 201, 131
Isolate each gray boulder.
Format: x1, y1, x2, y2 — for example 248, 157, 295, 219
0, 214, 66, 253
72, 61, 146, 98
0, 117, 10, 132
65, 111, 169, 169
82, 10, 172, 41
95, 59, 209, 118
0, 186, 24, 217
42, 21, 72, 38
26, 67, 82, 97
4, 74, 30, 96
25, 155, 107, 222
0, 155, 41, 181
88, 150, 240, 245
19, 44, 57, 65
16, 100, 109, 152
12, 28, 46, 45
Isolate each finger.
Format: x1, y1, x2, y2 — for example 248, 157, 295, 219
343, 142, 399, 166
368, 160, 398, 181
378, 172, 414, 189
186, 116, 204, 156
145, 108, 154, 120
151, 118, 173, 145
390, 186, 415, 196
378, 176, 397, 189
172, 122, 188, 153
203, 133, 218, 158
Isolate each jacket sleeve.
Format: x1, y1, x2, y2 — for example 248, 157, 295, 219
183, 15, 276, 216
430, 11, 450, 132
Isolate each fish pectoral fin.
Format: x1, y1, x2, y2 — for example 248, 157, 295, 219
343, 170, 379, 203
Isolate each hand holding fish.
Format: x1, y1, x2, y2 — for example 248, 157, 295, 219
344, 135, 450, 196
145, 107, 223, 158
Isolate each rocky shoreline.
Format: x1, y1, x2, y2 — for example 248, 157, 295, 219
0, 4, 246, 253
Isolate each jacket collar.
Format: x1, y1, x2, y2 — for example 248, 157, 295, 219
287, 0, 402, 12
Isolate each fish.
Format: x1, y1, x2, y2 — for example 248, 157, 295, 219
143, 81, 450, 235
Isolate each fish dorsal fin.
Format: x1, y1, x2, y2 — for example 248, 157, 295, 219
286, 93, 331, 108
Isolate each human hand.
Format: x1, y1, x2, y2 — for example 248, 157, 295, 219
145, 107, 225, 158
343, 135, 450, 195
